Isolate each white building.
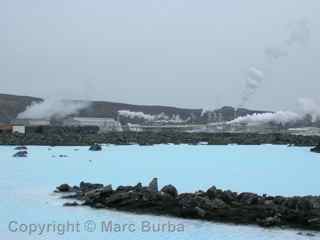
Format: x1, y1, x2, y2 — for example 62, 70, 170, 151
63, 117, 122, 132
0, 124, 25, 134
13, 125, 26, 134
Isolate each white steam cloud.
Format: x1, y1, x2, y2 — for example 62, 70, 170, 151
241, 67, 264, 104
264, 46, 288, 62
240, 19, 310, 107
231, 98, 320, 125
298, 98, 320, 122
118, 110, 155, 121
229, 111, 301, 125
17, 98, 91, 120
285, 19, 310, 46
118, 110, 187, 123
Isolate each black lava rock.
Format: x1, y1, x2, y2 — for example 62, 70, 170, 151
311, 144, 320, 153
56, 184, 73, 192
54, 179, 320, 231
161, 185, 178, 198
14, 146, 27, 150
63, 201, 79, 207
13, 151, 28, 157
89, 143, 102, 151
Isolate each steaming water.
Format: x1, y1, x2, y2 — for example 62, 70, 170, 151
0, 144, 319, 239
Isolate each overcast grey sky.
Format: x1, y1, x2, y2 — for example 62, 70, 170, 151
0, 0, 319, 111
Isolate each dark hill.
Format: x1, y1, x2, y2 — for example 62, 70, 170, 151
0, 94, 41, 123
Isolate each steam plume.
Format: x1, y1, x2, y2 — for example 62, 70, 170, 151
231, 98, 320, 125
264, 46, 288, 62
240, 19, 310, 107
229, 111, 301, 125
118, 110, 187, 123
241, 67, 265, 104
298, 98, 320, 122
118, 110, 155, 121
17, 98, 91, 120
286, 19, 310, 46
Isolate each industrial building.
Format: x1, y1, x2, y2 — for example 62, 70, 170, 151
63, 117, 122, 132
0, 124, 25, 134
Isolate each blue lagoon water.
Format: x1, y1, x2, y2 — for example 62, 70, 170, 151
0, 144, 319, 239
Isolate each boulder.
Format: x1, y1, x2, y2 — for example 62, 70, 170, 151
297, 232, 316, 237
13, 151, 27, 157
134, 183, 143, 191
56, 184, 73, 192
238, 192, 260, 205
94, 203, 105, 209
178, 193, 198, 208
148, 178, 158, 192
308, 197, 320, 209
207, 186, 217, 199
161, 185, 178, 198
63, 201, 79, 207
104, 192, 133, 206
102, 185, 113, 193
258, 215, 281, 227
89, 144, 102, 151
296, 197, 313, 211
195, 207, 206, 218
116, 186, 136, 192
84, 185, 113, 202
196, 197, 227, 210
194, 191, 207, 197
80, 182, 104, 192
283, 197, 299, 209
221, 190, 237, 203
308, 218, 320, 224
311, 144, 320, 153
209, 198, 228, 209
14, 146, 27, 150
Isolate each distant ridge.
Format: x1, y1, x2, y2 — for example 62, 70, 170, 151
0, 94, 42, 123
0, 93, 269, 123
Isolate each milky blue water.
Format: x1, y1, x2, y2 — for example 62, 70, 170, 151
0, 144, 319, 239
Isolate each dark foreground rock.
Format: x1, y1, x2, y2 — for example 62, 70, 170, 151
89, 143, 102, 151
14, 146, 27, 150
13, 151, 27, 157
55, 179, 320, 231
311, 144, 320, 153
63, 201, 79, 207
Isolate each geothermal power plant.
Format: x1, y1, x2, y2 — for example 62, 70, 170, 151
1, 94, 319, 137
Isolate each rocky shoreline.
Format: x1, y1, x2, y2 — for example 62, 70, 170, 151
1, 131, 320, 147
55, 179, 320, 231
